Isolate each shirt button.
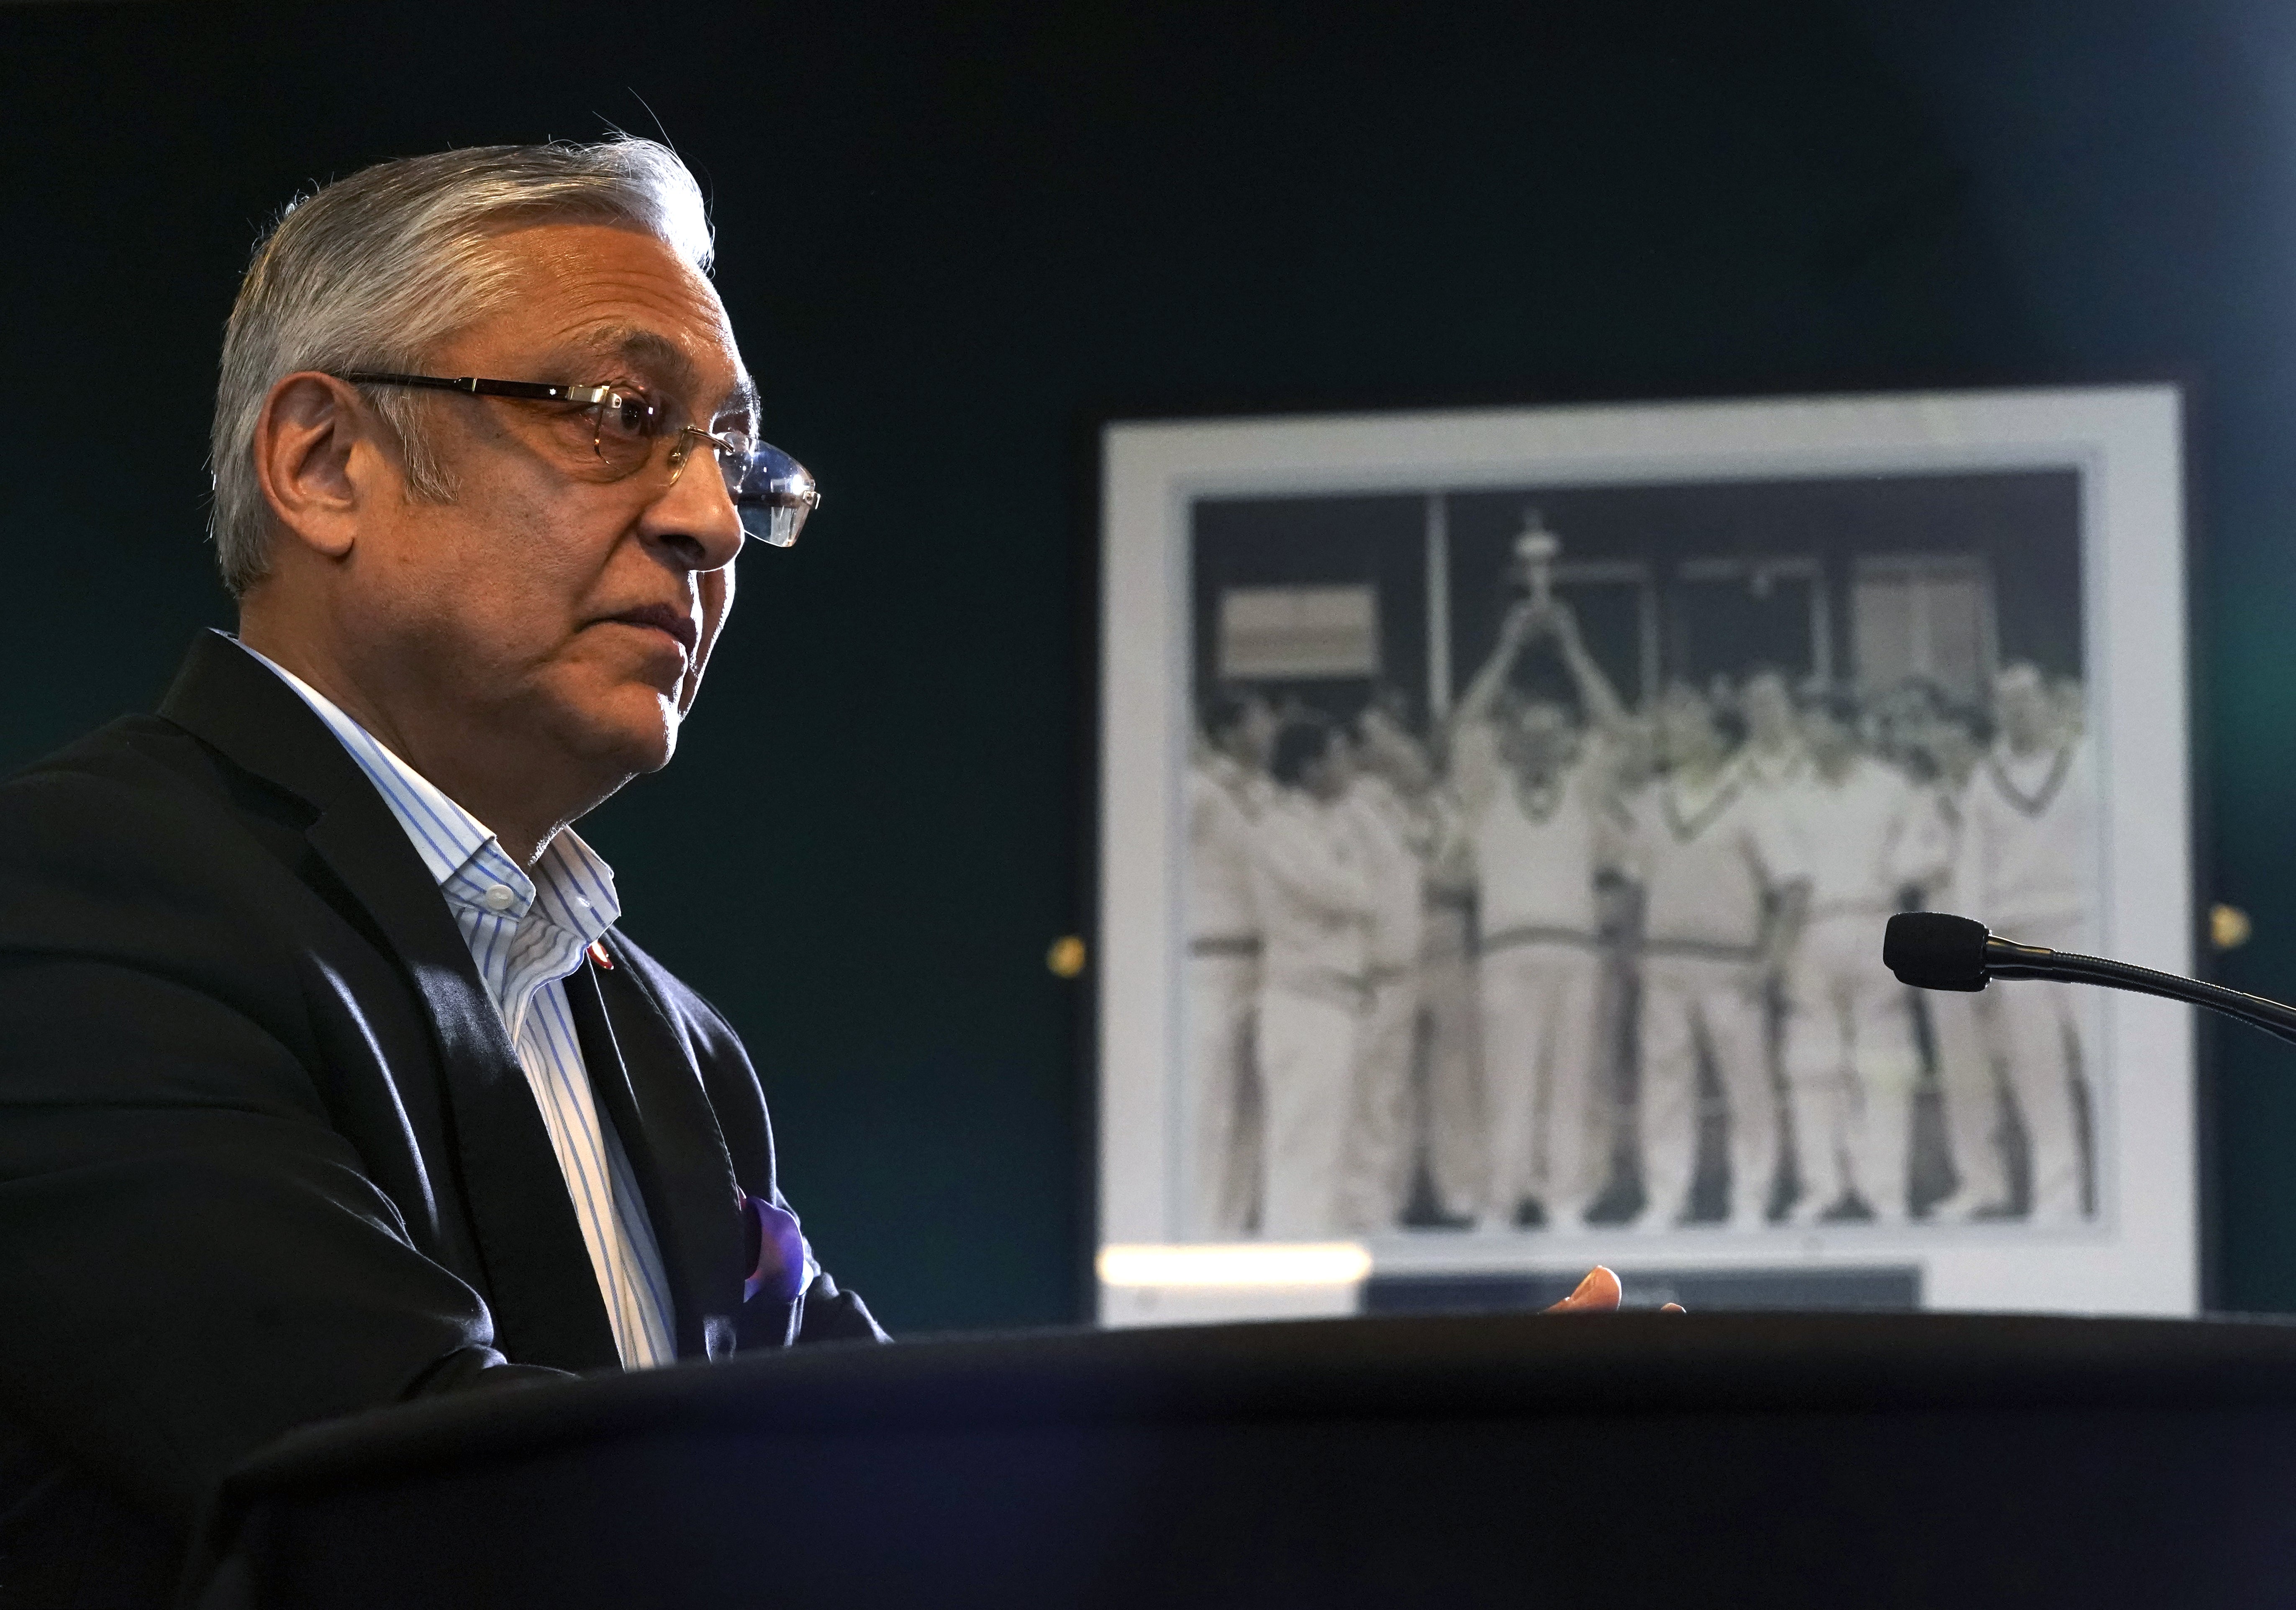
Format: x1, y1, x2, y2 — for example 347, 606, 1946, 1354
482, 884, 517, 912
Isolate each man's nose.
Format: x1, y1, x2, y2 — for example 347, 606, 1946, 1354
646, 455, 746, 573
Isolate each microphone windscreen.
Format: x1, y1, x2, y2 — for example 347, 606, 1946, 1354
1883, 912, 1991, 991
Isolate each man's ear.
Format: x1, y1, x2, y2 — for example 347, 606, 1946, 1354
251, 372, 382, 561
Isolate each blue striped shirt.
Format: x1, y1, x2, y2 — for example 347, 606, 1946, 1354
236, 637, 676, 1369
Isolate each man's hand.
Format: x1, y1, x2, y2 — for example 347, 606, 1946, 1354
1543, 1266, 1687, 1314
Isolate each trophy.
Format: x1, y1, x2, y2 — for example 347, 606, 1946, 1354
1509, 508, 1562, 610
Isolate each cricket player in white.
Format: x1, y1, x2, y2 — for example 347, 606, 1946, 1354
1452, 600, 1630, 1231
1907, 698, 2012, 1221
1185, 692, 1277, 1236
1950, 663, 2098, 1222
1336, 707, 1430, 1232
1250, 718, 1376, 1238
1630, 682, 1809, 1230
1779, 687, 1938, 1224
1415, 789, 1483, 1225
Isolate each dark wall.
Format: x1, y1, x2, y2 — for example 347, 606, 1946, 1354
1, 0, 2291, 1326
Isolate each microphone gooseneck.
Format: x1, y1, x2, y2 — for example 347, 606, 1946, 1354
1883, 912, 2296, 1049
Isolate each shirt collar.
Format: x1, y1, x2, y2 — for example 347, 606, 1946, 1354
228, 634, 621, 943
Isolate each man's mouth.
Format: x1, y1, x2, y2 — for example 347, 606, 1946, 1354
602, 603, 699, 656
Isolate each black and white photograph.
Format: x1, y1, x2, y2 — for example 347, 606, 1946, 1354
1098, 389, 2192, 1319
1187, 468, 2098, 1253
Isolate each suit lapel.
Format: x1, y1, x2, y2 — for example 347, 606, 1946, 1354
159, 634, 621, 1373
302, 804, 620, 1371
566, 953, 745, 1357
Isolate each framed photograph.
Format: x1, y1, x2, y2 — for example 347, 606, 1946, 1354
1095, 386, 2192, 1323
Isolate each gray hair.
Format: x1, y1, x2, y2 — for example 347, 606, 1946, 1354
209, 137, 713, 597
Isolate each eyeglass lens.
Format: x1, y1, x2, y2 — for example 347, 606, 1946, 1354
729, 442, 816, 549
591, 392, 816, 549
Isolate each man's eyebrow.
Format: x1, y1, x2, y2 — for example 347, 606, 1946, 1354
552, 326, 750, 417
721, 373, 759, 424
548, 326, 686, 381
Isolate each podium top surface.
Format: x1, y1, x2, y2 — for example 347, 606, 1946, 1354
223, 1309, 2296, 1495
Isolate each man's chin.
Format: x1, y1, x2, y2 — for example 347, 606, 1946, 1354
561, 690, 681, 778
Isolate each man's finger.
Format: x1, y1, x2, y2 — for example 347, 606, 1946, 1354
1544, 1265, 1623, 1313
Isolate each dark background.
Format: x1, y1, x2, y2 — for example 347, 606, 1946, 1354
1, 0, 2291, 1329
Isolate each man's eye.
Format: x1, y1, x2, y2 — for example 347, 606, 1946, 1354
599, 389, 659, 439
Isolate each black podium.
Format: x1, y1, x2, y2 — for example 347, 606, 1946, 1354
194, 1311, 2296, 1607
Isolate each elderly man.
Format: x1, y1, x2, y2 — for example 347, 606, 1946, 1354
3, 137, 1647, 1601
0, 139, 875, 1600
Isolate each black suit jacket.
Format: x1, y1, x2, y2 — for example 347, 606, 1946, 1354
0, 633, 882, 1604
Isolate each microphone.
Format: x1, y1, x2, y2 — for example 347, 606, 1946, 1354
1883, 911, 2296, 1048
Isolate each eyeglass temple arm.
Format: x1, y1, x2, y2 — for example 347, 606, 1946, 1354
339, 372, 596, 403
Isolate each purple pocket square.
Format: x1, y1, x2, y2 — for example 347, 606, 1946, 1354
741, 1193, 817, 1306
